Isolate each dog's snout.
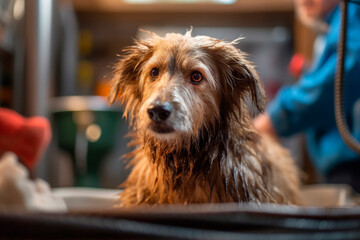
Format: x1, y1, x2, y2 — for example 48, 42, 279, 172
147, 103, 173, 122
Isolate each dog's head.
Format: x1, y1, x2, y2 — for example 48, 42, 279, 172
109, 30, 266, 144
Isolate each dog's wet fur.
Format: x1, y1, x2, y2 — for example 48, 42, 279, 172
109, 30, 301, 206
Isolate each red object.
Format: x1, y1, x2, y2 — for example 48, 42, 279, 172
288, 53, 306, 79
0, 108, 51, 169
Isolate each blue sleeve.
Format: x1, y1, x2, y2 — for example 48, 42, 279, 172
268, 49, 358, 137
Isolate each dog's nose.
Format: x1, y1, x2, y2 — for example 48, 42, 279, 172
147, 103, 173, 122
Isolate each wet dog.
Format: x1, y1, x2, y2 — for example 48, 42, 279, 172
108, 30, 300, 206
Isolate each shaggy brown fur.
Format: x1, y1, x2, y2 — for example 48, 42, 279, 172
108, 30, 301, 206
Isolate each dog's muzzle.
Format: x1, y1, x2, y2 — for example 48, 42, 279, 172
147, 102, 174, 134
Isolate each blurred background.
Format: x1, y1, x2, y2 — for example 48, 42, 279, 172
0, 0, 316, 188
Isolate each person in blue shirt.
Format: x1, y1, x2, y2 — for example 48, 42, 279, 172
254, 0, 360, 192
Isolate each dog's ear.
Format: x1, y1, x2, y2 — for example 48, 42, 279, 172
108, 40, 153, 105
108, 76, 121, 105
229, 52, 267, 113
108, 39, 154, 125
201, 37, 266, 113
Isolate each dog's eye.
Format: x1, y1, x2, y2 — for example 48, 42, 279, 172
150, 68, 160, 79
190, 71, 203, 84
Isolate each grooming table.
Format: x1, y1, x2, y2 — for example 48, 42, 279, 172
0, 185, 360, 239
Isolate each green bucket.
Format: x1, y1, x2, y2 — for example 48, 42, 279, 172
50, 96, 123, 187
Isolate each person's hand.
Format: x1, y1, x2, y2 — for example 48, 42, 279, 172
253, 113, 278, 139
